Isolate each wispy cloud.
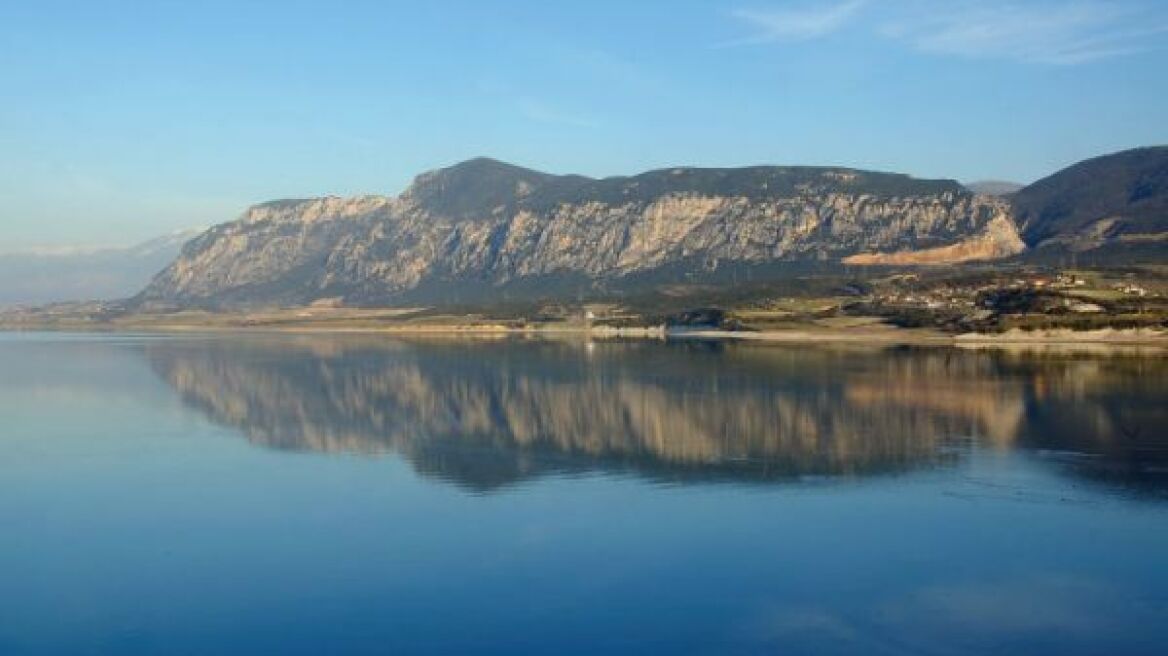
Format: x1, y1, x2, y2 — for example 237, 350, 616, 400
881, 1, 1168, 65
723, 1, 1166, 64
725, 1, 866, 45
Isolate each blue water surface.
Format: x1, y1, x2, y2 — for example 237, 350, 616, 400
1, 333, 1166, 655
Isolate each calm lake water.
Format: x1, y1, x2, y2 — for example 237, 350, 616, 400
1, 333, 1166, 655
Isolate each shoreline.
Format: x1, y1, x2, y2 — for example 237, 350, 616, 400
2, 321, 1165, 347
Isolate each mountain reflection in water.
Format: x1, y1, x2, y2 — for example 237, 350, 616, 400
146, 337, 1168, 493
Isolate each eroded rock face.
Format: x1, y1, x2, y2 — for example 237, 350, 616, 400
148, 196, 397, 305
843, 214, 1025, 265
139, 158, 1023, 307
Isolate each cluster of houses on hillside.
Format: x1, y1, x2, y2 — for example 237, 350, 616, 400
870, 271, 1156, 317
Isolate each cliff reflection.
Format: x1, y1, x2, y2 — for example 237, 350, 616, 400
146, 337, 1168, 492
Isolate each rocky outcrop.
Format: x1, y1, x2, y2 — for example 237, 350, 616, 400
843, 214, 1025, 265
137, 158, 1020, 307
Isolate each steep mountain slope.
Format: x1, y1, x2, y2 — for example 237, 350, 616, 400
138, 158, 1018, 308
0, 230, 200, 307
1012, 146, 1168, 255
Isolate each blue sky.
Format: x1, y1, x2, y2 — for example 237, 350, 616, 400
1, 0, 1166, 248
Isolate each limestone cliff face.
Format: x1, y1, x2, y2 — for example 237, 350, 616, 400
139, 158, 1023, 307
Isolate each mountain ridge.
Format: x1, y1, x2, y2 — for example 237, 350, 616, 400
136, 147, 1166, 309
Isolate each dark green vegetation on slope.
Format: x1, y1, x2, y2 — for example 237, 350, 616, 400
1013, 146, 1168, 257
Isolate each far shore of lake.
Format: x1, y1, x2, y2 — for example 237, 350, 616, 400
3, 313, 1165, 348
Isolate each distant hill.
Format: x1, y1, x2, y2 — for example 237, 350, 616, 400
1012, 146, 1168, 258
136, 158, 1018, 308
0, 230, 200, 307
965, 180, 1024, 196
